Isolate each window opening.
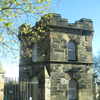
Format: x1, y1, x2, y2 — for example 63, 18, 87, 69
69, 79, 77, 100
68, 41, 76, 61
32, 43, 37, 62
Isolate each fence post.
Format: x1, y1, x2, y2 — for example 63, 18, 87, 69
94, 83, 97, 100
0, 62, 5, 100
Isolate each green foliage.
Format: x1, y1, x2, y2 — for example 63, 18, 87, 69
0, 0, 53, 61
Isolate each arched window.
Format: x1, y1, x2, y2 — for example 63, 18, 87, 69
32, 43, 37, 63
68, 41, 76, 61
69, 79, 77, 100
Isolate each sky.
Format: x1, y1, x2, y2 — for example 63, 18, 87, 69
2, 0, 100, 78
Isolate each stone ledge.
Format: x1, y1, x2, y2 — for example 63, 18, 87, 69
19, 60, 94, 66
0, 71, 6, 74
35, 60, 94, 65
48, 24, 94, 32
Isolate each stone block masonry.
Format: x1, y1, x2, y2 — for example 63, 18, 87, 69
18, 13, 94, 100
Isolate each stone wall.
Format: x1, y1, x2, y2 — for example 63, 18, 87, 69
37, 32, 50, 62
50, 31, 93, 63
0, 62, 5, 100
50, 63, 94, 100
48, 15, 94, 100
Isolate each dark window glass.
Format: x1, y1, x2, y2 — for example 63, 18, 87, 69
68, 41, 76, 61
69, 79, 77, 100
32, 43, 37, 62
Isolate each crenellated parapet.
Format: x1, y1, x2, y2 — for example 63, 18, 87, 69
36, 13, 94, 37
36, 14, 93, 30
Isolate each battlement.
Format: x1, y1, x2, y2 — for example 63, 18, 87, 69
36, 13, 93, 31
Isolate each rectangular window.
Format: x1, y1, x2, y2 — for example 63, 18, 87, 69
68, 41, 76, 61
32, 43, 37, 62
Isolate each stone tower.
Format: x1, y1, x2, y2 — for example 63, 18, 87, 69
18, 14, 94, 100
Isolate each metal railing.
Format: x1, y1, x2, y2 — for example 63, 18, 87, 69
4, 77, 38, 100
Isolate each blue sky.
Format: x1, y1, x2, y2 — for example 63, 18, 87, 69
2, 0, 100, 78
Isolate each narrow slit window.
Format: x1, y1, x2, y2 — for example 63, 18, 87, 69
68, 41, 76, 61
32, 43, 37, 63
